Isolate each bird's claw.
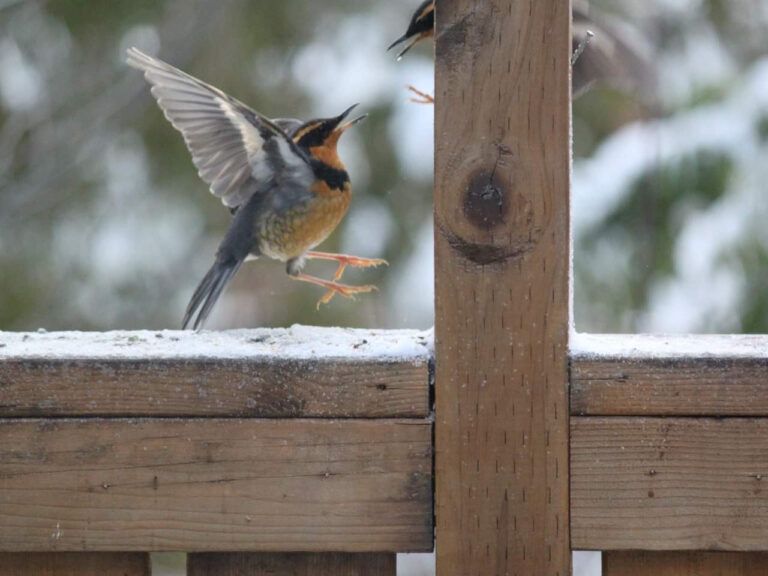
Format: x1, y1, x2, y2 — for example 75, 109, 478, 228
331, 256, 388, 281
408, 85, 434, 104
317, 283, 379, 309
305, 251, 388, 281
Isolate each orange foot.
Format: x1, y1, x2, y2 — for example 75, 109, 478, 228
292, 273, 378, 309
408, 85, 434, 105
305, 251, 388, 281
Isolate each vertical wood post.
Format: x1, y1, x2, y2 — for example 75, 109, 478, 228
434, 0, 572, 574
604, 551, 768, 575
0, 553, 150, 576
187, 553, 396, 575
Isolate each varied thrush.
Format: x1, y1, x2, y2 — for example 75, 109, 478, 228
391, 0, 653, 102
387, 0, 434, 60
127, 48, 386, 330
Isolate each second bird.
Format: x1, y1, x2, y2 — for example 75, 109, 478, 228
389, 0, 653, 98
127, 48, 385, 330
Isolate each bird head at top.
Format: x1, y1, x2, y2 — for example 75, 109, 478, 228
388, 0, 435, 60
293, 104, 368, 152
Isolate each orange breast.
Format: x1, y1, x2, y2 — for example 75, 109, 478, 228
260, 183, 351, 261
298, 182, 351, 249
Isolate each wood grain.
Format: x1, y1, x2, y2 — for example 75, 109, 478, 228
434, 0, 571, 574
0, 418, 432, 552
187, 553, 395, 575
603, 551, 768, 575
571, 334, 768, 416
0, 357, 428, 418
0, 553, 150, 575
572, 417, 768, 551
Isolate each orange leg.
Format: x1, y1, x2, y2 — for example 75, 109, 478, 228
305, 251, 388, 282
291, 273, 378, 309
408, 85, 434, 105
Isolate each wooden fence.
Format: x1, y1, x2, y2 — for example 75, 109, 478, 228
0, 329, 433, 575
2, 0, 767, 574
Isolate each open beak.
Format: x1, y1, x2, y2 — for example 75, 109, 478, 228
394, 35, 423, 60
334, 104, 368, 133
388, 33, 408, 52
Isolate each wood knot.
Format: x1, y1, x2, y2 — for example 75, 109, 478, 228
464, 171, 507, 230
436, 143, 542, 266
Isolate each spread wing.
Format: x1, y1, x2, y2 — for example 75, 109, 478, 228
127, 47, 312, 209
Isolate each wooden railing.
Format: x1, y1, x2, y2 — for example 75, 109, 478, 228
2, 1, 767, 575
0, 328, 433, 575
4, 331, 767, 575
571, 334, 768, 574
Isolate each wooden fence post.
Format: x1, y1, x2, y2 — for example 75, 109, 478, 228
0, 553, 150, 576
434, 0, 572, 574
187, 553, 395, 575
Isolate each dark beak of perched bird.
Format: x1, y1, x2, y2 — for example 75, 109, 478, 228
387, 0, 434, 60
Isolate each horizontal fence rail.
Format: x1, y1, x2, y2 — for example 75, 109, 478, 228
0, 418, 432, 552
572, 417, 768, 551
0, 328, 431, 418
3, 329, 768, 569
571, 334, 768, 417
0, 327, 434, 557
571, 333, 768, 558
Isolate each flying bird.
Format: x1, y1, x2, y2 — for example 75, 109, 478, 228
127, 48, 385, 330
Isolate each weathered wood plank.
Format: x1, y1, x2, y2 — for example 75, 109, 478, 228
571, 334, 768, 416
187, 553, 395, 575
572, 417, 768, 551
0, 553, 150, 575
434, 0, 571, 574
0, 328, 431, 418
603, 551, 768, 575
0, 418, 432, 552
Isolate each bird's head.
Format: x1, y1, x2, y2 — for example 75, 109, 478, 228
388, 0, 435, 59
293, 104, 367, 153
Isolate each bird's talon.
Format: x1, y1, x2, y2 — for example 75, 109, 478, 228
305, 251, 388, 282
300, 273, 377, 309
407, 85, 434, 104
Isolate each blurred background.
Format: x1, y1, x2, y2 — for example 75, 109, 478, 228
0, 0, 766, 574
1, 0, 767, 334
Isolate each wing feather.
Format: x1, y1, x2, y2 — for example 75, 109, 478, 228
127, 47, 311, 208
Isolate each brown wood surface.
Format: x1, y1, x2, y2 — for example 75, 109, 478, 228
0, 418, 432, 553
603, 551, 768, 575
572, 417, 768, 551
187, 552, 395, 575
0, 358, 428, 418
571, 335, 768, 416
434, 0, 571, 574
0, 553, 150, 575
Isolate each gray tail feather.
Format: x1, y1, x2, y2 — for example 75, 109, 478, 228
182, 257, 243, 331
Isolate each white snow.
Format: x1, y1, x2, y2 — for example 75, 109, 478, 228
574, 55, 768, 333
573, 58, 768, 235
572, 332, 768, 359
0, 325, 433, 362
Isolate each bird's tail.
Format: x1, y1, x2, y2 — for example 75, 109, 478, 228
182, 256, 243, 331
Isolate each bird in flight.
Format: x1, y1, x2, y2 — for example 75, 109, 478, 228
127, 48, 386, 330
